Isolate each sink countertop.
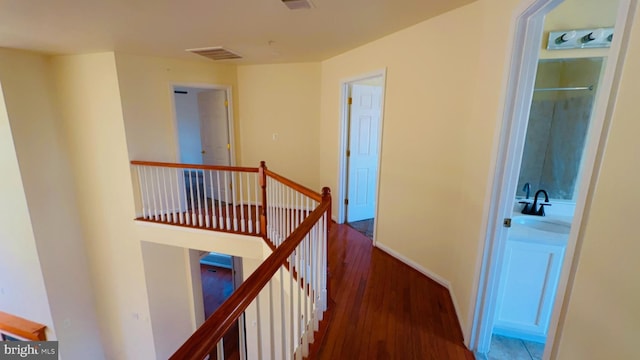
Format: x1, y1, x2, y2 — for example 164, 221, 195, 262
509, 214, 571, 245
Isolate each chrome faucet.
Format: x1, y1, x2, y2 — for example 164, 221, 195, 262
522, 189, 551, 216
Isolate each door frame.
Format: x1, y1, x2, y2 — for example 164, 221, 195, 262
170, 83, 236, 166
470, 0, 636, 357
337, 69, 386, 242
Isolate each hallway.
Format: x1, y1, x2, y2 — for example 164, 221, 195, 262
315, 224, 474, 359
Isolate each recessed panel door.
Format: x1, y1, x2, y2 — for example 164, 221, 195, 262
347, 84, 382, 222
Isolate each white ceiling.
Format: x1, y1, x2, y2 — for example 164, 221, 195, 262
0, 0, 475, 64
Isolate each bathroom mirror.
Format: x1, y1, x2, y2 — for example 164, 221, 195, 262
517, 57, 604, 201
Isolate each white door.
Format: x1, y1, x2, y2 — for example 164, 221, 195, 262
346, 84, 382, 222
198, 90, 231, 166
198, 90, 231, 202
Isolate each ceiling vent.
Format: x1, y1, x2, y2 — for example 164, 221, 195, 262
187, 46, 242, 61
282, 0, 314, 10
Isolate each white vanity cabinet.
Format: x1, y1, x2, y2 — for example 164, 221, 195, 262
493, 237, 566, 342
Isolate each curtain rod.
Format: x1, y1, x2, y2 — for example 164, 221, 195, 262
534, 85, 593, 92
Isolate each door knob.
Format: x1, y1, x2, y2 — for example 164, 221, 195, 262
201, 150, 206, 154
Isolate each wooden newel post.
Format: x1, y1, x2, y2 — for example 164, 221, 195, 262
322, 187, 331, 234
259, 161, 268, 238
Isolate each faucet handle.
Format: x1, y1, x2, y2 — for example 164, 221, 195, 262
537, 203, 551, 216
519, 200, 531, 214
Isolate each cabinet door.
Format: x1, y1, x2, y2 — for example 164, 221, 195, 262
493, 240, 565, 341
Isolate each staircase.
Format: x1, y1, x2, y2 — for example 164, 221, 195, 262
131, 160, 331, 360
131, 160, 472, 359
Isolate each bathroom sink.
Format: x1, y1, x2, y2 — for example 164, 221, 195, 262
513, 216, 571, 234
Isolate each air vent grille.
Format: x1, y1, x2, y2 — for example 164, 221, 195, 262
282, 0, 314, 10
187, 47, 242, 61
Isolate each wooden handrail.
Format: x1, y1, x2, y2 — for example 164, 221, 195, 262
0, 311, 47, 341
170, 194, 331, 360
265, 169, 322, 202
130, 160, 258, 173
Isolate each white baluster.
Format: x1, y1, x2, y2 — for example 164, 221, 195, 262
161, 168, 169, 222
289, 252, 295, 359
295, 191, 300, 231
296, 243, 303, 360
256, 293, 263, 360
311, 224, 319, 332
239, 313, 248, 360
160, 167, 168, 222
286, 188, 291, 239
279, 182, 285, 245
187, 170, 195, 225
239, 172, 245, 232
274, 177, 279, 241
269, 280, 275, 360
216, 338, 224, 360
153, 167, 164, 221
143, 167, 153, 220
232, 172, 239, 231
203, 171, 210, 228
224, 171, 231, 230
177, 169, 185, 224
303, 234, 309, 357
255, 173, 260, 234
150, 167, 159, 221
267, 177, 273, 239
322, 213, 328, 311
137, 166, 147, 219
280, 267, 286, 360
168, 167, 177, 223
216, 171, 223, 229
209, 170, 217, 229
195, 170, 203, 227
247, 172, 253, 233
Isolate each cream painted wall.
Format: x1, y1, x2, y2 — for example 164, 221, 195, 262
554, 2, 640, 358
0, 66, 55, 341
51, 52, 156, 360
141, 242, 195, 359
320, 0, 520, 339
0, 48, 105, 358
114, 53, 239, 163
237, 63, 321, 191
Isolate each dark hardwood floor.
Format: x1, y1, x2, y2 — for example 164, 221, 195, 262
200, 264, 240, 360
315, 224, 474, 360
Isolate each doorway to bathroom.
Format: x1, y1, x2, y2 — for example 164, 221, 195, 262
338, 70, 386, 243
471, 0, 634, 359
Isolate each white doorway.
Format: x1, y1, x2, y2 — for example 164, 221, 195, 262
172, 84, 235, 167
338, 70, 386, 242
470, 0, 634, 359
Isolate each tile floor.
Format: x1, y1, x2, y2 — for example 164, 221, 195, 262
475, 335, 545, 360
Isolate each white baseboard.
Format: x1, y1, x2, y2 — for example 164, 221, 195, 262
374, 242, 468, 345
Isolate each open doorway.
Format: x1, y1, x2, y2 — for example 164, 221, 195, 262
172, 85, 235, 167
199, 252, 242, 360
338, 71, 386, 243
471, 0, 633, 359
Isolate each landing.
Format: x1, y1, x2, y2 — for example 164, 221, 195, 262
316, 224, 474, 359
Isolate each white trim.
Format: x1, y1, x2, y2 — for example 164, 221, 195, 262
470, 0, 636, 357
337, 69, 387, 248
375, 242, 467, 345
470, 0, 556, 352
169, 82, 237, 166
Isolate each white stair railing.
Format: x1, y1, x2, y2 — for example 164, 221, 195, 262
131, 161, 261, 235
